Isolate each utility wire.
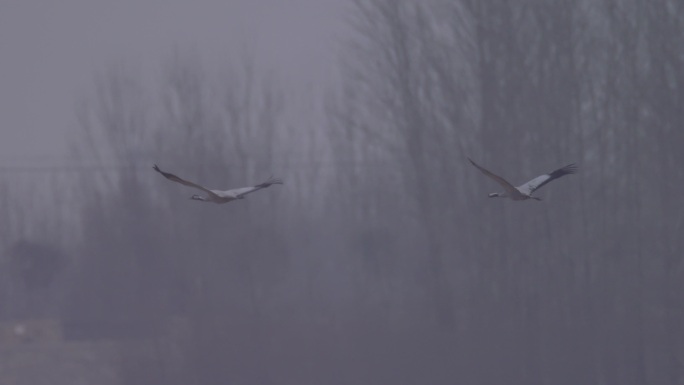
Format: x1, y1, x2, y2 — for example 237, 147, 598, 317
0, 160, 398, 173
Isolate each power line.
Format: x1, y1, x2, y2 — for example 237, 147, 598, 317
0, 161, 397, 173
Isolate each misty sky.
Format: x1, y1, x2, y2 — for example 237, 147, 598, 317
0, 0, 344, 166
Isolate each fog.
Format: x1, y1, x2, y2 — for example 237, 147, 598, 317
1, 1, 683, 384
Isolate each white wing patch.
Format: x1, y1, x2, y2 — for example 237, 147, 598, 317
517, 175, 550, 195
220, 186, 257, 198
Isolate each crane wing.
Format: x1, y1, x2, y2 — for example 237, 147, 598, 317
153, 164, 218, 197
217, 176, 283, 198
517, 163, 577, 195
467, 158, 518, 195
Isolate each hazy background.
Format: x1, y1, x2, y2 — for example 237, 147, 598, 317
0, 0, 343, 164
1, 1, 683, 384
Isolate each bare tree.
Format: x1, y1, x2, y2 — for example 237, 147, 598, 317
328, 0, 684, 383
10, 0, 678, 383
64, 51, 294, 384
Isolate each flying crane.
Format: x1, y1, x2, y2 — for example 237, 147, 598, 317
153, 164, 283, 204
467, 158, 577, 201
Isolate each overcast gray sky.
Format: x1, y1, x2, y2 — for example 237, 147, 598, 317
0, 0, 344, 166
